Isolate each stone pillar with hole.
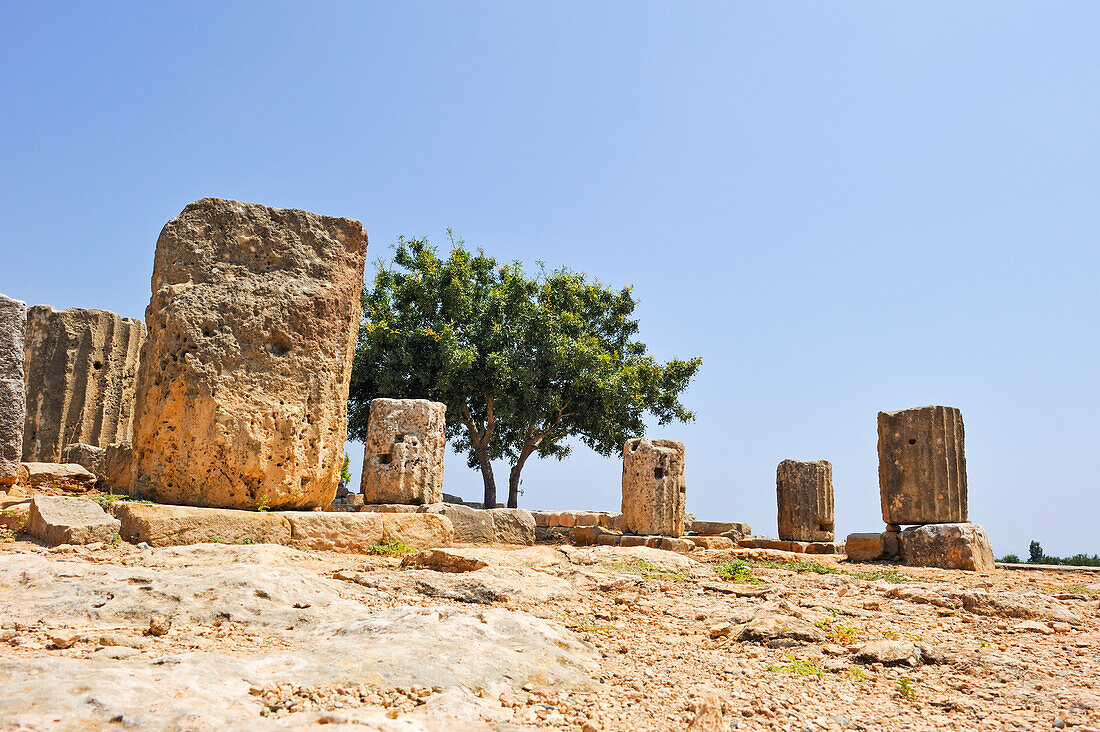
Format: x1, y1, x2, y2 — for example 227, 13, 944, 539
360, 398, 447, 505
776, 459, 834, 541
621, 437, 685, 537
877, 405, 967, 525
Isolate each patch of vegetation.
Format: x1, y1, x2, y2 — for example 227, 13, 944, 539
0, 509, 27, 533
714, 559, 761, 584
1043, 583, 1098, 596
108, 532, 121, 546
207, 536, 226, 544
815, 618, 858, 643
255, 495, 269, 512
767, 654, 823, 678
883, 630, 899, 640
847, 667, 868, 682
562, 613, 618, 633
998, 553, 1021, 563
1026, 540, 1100, 567
750, 560, 926, 584
367, 538, 412, 557
91, 488, 154, 510
0, 527, 16, 543
896, 677, 917, 701
614, 559, 686, 582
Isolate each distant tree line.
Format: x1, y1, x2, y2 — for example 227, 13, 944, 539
998, 540, 1100, 567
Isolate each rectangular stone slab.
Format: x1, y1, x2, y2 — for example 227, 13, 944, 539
0, 294, 26, 486
776, 459, 834, 542
285, 512, 383, 552
113, 502, 292, 547
27, 496, 120, 546
130, 198, 368, 510
878, 406, 967, 524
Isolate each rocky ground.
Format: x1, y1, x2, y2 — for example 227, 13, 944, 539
1, 537, 1098, 731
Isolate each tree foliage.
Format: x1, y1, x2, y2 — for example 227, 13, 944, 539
348, 234, 701, 508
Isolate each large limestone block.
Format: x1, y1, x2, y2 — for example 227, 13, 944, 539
22, 305, 144, 463
380, 513, 454, 550
285, 512, 384, 552
60, 443, 106, 484
621, 438, 685, 537
776, 459, 835, 542
17, 462, 97, 493
113, 502, 292, 547
690, 520, 751, 537
487, 508, 536, 546
131, 198, 369, 509
360, 398, 446, 505
899, 522, 995, 573
878, 406, 967, 524
26, 496, 120, 545
0, 294, 26, 486
417, 502, 495, 544
844, 532, 886, 562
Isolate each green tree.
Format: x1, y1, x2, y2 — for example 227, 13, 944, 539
348, 235, 701, 508
1028, 540, 1044, 563
338, 453, 351, 490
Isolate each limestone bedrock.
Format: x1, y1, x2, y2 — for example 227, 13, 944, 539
621, 437, 686, 537
0, 294, 26, 486
360, 397, 446, 505
130, 198, 368, 509
878, 405, 967, 524
22, 305, 144, 463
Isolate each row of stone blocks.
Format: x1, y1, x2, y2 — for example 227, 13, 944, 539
330, 501, 537, 546
16, 495, 456, 552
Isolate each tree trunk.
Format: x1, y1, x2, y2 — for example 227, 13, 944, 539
507, 448, 535, 509
473, 446, 496, 508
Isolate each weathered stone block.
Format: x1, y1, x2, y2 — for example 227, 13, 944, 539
27, 496, 120, 545
22, 305, 144, 463
776, 459, 834, 542
488, 508, 536, 546
899, 522, 994, 572
60, 443, 106, 484
687, 536, 735, 550
0, 499, 30, 533
103, 442, 134, 492
691, 520, 751, 537
878, 406, 967, 524
417, 502, 495, 544
113, 502, 292, 547
621, 438, 685, 537
657, 537, 696, 554
130, 198, 368, 510
362, 503, 420, 513
17, 463, 97, 493
844, 533, 885, 562
0, 294, 26, 486
360, 398, 446, 505
285, 512, 384, 552
380, 513, 454, 550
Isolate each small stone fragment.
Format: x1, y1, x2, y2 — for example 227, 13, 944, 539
147, 615, 171, 637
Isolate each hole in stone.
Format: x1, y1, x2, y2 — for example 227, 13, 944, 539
653, 467, 664, 480
819, 522, 834, 532
93, 361, 103, 370
908, 438, 917, 445
394, 434, 404, 443
379, 454, 392, 465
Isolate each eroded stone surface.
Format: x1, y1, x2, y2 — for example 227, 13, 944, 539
60, 442, 106, 484
845, 533, 885, 561
419, 502, 495, 544
22, 305, 144, 463
776, 459, 834, 542
899, 522, 995, 573
361, 398, 446, 505
878, 405, 967, 524
621, 438, 685, 537
17, 462, 97, 492
26, 495, 120, 545
0, 295, 26, 487
130, 198, 368, 509
286, 511, 383, 552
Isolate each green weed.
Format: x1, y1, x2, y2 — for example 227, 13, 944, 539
896, 677, 917, 701
367, 538, 412, 557
614, 559, 686, 582
767, 654, 823, 678
847, 667, 868, 682
715, 559, 761, 584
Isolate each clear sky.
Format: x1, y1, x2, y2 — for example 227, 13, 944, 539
2, 2, 1097, 558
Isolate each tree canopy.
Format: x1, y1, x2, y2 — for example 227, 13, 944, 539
348, 234, 701, 508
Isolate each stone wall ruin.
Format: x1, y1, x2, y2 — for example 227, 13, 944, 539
21, 305, 144, 463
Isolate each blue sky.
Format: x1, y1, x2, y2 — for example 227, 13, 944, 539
2, 2, 1097, 557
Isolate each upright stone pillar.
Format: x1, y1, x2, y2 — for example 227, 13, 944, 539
878, 405, 967, 525
21, 305, 144, 463
360, 398, 446, 505
130, 198, 369, 509
0, 294, 27, 486
776, 459, 834, 542
621, 438, 685, 537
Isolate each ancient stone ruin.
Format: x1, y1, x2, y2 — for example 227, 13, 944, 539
776, 459, 834, 542
621, 438, 685, 537
0, 294, 27, 487
878, 405, 967, 524
129, 198, 369, 510
360, 398, 446, 505
21, 305, 144, 463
